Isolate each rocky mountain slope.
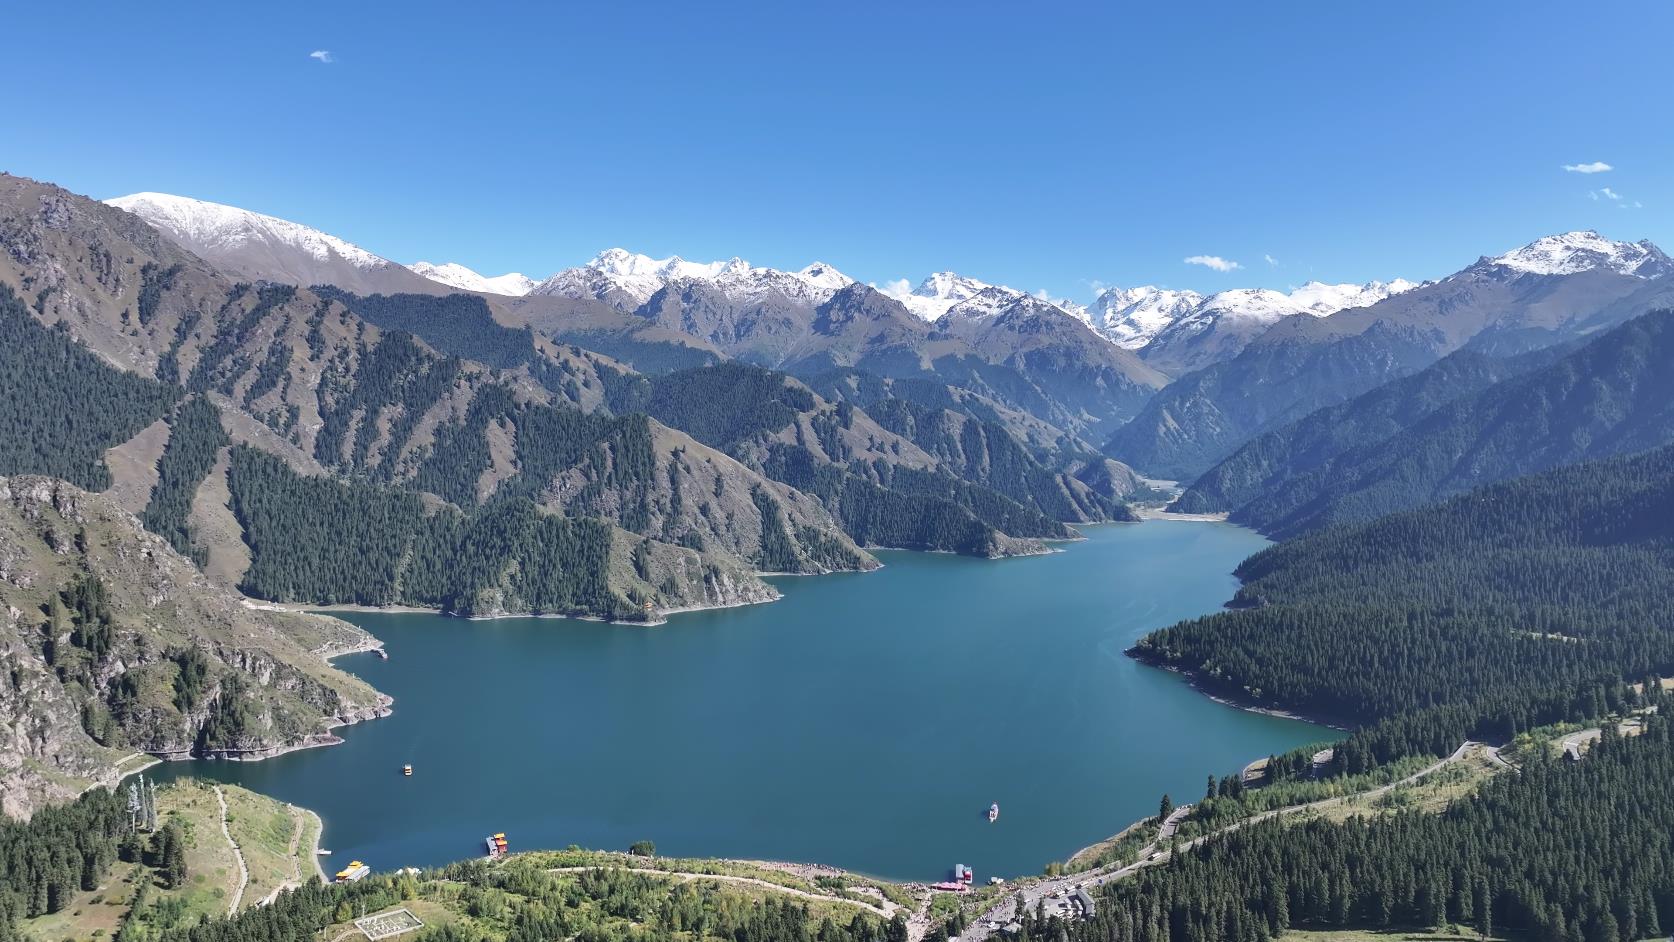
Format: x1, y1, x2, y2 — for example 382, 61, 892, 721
1106, 233, 1671, 480
0, 475, 388, 818
2, 176, 867, 616
1133, 280, 1417, 376
6, 175, 1108, 623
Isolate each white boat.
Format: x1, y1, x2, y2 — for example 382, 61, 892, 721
988, 802, 999, 822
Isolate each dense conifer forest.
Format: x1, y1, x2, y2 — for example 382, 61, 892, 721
0, 789, 128, 942
227, 447, 623, 617
0, 284, 178, 489
140, 396, 230, 564
310, 288, 541, 371
1136, 442, 1674, 771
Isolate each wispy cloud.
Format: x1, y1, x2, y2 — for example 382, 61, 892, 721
1184, 255, 1241, 272
1591, 187, 1643, 209
1263, 254, 1279, 267
309, 50, 334, 64
1032, 288, 1082, 311
1563, 161, 1612, 174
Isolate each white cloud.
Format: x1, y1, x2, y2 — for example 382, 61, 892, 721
1622, 200, 1644, 210
309, 50, 334, 64
876, 278, 913, 300
1599, 187, 1622, 200
1263, 254, 1279, 267
1184, 255, 1241, 272
1563, 161, 1612, 174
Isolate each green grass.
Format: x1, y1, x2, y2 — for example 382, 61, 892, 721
222, 786, 303, 906
1068, 820, 1159, 872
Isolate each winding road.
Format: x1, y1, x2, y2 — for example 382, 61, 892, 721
960, 740, 1490, 940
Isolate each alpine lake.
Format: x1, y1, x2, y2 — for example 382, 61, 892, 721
152, 520, 1328, 882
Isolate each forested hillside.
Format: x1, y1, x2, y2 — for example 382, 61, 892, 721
1213, 308, 1674, 538
227, 445, 788, 618
1173, 343, 1569, 515
0, 284, 178, 490
1135, 443, 1674, 771
1069, 717, 1674, 942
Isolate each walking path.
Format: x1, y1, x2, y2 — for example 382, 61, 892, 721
545, 866, 895, 919
214, 786, 250, 915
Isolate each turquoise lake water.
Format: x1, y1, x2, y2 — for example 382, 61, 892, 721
151, 520, 1328, 881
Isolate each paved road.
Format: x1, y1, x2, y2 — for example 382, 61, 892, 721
959, 741, 1483, 941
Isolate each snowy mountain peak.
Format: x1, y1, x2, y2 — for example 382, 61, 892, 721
1487, 231, 1672, 278
534, 249, 855, 308
1092, 286, 1206, 349
797, 262, 853, 292
408, 261, 536, 296
584, 248, 730, 282
1094, 278, 1417, 358
106, 192, 389, 271
881, 272, 995, 321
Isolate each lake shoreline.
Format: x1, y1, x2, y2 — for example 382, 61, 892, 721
1125, 647, 1352, 731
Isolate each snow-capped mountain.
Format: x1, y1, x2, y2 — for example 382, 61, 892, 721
1135, 279, 1418, 376
1092, 287, 1206, 349
407, 261, 536, 296
105, 192, 444, 296
533, 249, 855, 309
1286, 279, 1420, 315
883, 272, 999, 321
1485, 230, 1673, 278
1087, 279, 1415, 365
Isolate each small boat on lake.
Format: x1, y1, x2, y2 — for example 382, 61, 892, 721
403, 764, 413, 776
988, 802, 999, 822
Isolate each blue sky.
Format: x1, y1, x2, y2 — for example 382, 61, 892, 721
6, 0, 1669, 300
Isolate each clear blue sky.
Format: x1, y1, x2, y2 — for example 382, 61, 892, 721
6, 0, 1669, 300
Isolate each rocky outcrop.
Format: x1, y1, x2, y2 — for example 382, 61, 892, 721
0, 475, 390, 818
